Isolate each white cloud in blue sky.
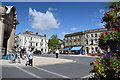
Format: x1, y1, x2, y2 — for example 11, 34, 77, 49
70, 28, 77, 31
48, 8, 58, 11
29, 8, 60, 31
61, 32, 69, 35
99, 9, 105, 14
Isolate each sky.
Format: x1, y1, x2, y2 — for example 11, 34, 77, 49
2, 2, 109, 39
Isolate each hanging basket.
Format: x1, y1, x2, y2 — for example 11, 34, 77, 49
108, 40, 120, 53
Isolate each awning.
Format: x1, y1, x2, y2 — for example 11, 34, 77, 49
62, 47, 69, 50
71, 46, 83, 51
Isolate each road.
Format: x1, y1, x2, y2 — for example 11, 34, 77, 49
39, 54, 96, 65
1, 54, 97, 80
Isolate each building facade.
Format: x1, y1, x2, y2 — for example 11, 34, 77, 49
64, 32, 84, 47
0, 6, 19, 57
83, 28, 107, 54
15, 31, 48, 53
64, 28, 107, 54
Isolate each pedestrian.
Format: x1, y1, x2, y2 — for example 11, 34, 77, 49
53, 49, 56, 54
12, 53, 21, 63
55, 48, 59, 58
25, 49, 30, 66
25, 49, 34, 66
21, 48, 25, 59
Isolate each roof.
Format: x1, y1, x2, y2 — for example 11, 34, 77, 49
65, 28, 107, 37
16, 33, 45, 37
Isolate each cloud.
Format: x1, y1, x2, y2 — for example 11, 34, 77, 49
96, 23, 104, 27
48, 8, 58, 11
29, 8, 60, 31
99, 9, 105, 14
61, 32, 68, 35
70, 28, 77, 31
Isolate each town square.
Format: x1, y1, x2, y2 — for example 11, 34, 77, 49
0, 0, 120, 80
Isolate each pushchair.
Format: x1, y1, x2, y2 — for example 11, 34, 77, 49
9, 53, 21, 63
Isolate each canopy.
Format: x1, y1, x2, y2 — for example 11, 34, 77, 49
62, 47, 69, 50
71, 46, 83, 51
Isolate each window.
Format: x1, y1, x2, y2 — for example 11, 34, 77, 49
85, 40, 88, 45
91, 47, 94, 53
95, 39, 98, 44
40, 42, 43, 46
92, 47, 94, 50
24, 37, 26, 41
90, 40, 93, 45
30, 43, 32, 46
36, 43, 38, 46
86, 47, 89, 53
95, 47, 98, 53
95, 34, 97, 37
86, 34, 88, 38
91, 34, 93, 37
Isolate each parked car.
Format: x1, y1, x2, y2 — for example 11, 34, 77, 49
33, 50, 41, 55
87, 53, 104, 56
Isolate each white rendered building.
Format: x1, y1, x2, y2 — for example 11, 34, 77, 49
15, 31, 48, 53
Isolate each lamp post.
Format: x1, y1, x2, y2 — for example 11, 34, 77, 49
118, 16, 120, 28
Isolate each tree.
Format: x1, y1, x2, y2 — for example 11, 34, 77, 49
48, 35, 61, 51
101, 2, 120, 29
90, 2, 120, 79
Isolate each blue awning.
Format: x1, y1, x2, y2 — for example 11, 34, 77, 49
62, 47, 69, 50
71, 46, 83, 51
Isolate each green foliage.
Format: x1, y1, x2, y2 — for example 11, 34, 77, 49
93, 56, 120, 79
108, 2, 120, 9
91, 2, 120, 79
101, 2, 120, 29
98, 30, 120, 51
48, 35, 61, 50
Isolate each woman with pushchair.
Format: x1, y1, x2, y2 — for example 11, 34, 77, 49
7, 50, 21, 63
25, 49, 34, 66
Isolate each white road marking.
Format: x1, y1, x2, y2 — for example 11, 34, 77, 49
81, 73, 93, 78
15, 66, 41, 78
34, 66, 70, 78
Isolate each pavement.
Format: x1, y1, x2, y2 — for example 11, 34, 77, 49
66, 54, 98, 57
1, 56, 74, 67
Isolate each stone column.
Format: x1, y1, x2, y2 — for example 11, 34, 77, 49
7, 25, 16, 52
0, 18, 5, 58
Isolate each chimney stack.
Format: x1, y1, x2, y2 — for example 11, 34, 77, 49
36, 32, 38, 35
44, 33, 46, 37
26, 29, 28, 33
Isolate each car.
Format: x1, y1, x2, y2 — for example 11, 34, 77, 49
87, 53, 104, 56
33, 50, 41, 55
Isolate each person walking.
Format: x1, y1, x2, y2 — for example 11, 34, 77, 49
55, 49, 59, 58
25, 49, 30, 66
25, 49, 34, 66
21, 48, 26, 59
